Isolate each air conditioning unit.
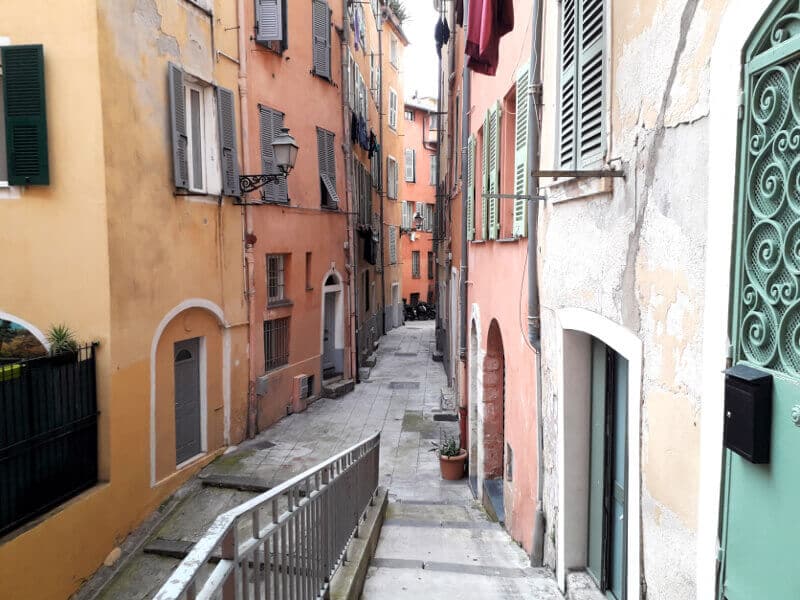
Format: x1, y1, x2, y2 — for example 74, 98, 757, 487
291, 374, 314, 413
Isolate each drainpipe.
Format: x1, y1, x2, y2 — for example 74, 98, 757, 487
378, 14, 387, 337
458, 1, 471, 362
339, 0, 359, 382
434, 0, 444, 348
236, 0, 258, 438
528, 0, 546, 567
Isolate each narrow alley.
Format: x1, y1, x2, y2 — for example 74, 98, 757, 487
78, 322, 562, 600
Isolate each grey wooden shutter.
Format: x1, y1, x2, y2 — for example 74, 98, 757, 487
559, 0, 577, 169
513, 64, 530, 237
317, 127, 339, 206
256, 0, 283, 43
2, 45, 49, 186
312, 0, 331, 79
168, 62, 189, 189
216, 86, 240, 197
259, 106, 287, 202
577, 0, 605, 166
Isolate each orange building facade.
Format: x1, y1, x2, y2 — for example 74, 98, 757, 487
399, 98, 438, 309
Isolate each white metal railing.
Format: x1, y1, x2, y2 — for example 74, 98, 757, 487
153, 432, 381, 600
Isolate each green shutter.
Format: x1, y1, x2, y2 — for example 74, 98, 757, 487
482, 111, 489, 239
578, 0, 605, 167
513, 63, 530, 237
2, 45, 49, 185
559, 0, 577, 169
488, 102, 501, 240
466, 138, 474, 237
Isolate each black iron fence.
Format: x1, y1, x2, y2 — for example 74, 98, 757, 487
0, 345, 98, 536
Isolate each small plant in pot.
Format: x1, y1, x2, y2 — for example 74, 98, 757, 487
430, 432, 467, 480
46, 324, 80, 362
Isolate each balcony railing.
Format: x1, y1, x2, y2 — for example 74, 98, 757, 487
154, 431, 381, 600
0, 345, 98, 536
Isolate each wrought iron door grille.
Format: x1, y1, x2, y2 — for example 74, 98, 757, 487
264, 317, 290, 372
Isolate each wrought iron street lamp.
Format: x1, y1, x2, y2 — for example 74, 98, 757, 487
414, 212, 424, 230
239, 127, 299, 194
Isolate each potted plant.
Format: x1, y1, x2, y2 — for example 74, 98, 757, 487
46, 324, 80, 363
430, 432, 467, 480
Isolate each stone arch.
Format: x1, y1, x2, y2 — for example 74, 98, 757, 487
483, 319, 505, 480
150, 299, 230, 486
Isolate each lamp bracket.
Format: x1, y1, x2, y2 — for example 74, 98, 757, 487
240, 173, 286, 194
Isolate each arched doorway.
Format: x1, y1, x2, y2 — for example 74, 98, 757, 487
321, 271, 345, 379
482, 319, 505, 520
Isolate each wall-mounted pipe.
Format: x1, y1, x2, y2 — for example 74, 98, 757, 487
459, 0, 471, 363
528, 0, 546, 567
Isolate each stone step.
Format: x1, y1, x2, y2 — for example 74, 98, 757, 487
321, 378, 355, 399
566, 571, 606, 600
482, 479, 505, 525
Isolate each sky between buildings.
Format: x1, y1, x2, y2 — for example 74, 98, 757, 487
400, 0, 440, 100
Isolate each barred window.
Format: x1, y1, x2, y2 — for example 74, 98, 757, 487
267, 254, 286, 304
264, 317, 290, 371
412, 251, 420, 279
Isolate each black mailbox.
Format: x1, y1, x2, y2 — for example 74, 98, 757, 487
724, 364, 772, 464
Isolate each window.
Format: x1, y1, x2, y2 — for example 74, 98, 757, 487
264, 317, 290, 371
259, 105, 288, 203
255, 0, 287, 52
371, 145, 381, 189
312, 0, 332, 80
389, 226, 398, 264
305, 252, 312, 290
559, 0, 606, 168
370, 53, 380, 103
170, 63, 236, 196
386, 156, 398, 199
357, 162, 372, 225
412, 251, 421, 278
405, 109, 414, 121
430, 155, 438, 186
513, 64, 531, 237
389, 89, 398, 130
424, 203, 434, 232
390, 35, 399, 68
429, 114, 439, 131
402, 201, 413, 229
404, 148, 415, 182
267, 254, 287, 304
317, 127, 339, 207
427, 251, 434, 280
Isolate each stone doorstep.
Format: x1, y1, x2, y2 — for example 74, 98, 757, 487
321, 378, 356, 399
329, 487, 389, 600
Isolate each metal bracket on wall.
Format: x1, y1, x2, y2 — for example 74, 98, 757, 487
481, 193, 547, 202
533, 169, 625, 180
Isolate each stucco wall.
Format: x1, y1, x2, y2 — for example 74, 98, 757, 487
536, 0, 729, 596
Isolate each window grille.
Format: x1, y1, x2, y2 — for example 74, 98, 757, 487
264, 317, 290, 371
412, 251, 420, 278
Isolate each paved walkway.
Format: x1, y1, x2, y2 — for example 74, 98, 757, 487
84, 321, 561, 599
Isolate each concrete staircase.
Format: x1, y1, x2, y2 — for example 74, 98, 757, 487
321, 375, 355, 399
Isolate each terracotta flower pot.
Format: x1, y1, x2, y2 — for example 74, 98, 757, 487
439, 449, 467, 480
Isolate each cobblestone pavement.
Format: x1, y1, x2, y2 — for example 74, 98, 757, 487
84, 321, 562, 599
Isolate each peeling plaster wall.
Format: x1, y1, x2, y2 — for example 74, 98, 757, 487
537, 0, 729, 596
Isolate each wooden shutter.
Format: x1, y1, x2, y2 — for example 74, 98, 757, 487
389, 226, 397, 264
312, 0, 331, 79
467, 135, 476, 240
482, 112, 489, 239
317, 128, 339, 206
216, 86, 240, 197
2, 45, 49, 185
488, 103, 501, 240
256, 0, 283, 43
259, 106, 287, 203
404, 148, 415, 182
168, 62, 189, 189
578, 0, 605, 166
559, 0, 578, 169
513, 64, 530, 237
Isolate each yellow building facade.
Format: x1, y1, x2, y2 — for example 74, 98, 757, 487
0, 1, 249, 598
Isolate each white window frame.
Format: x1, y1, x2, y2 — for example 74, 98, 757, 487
430, 155, 438, 186
387, 156, 398, 199
390, 35, 399, 68
389, 88, 398, 130
0, 36, 18, 198
405, 109, 414, 121
267, 254, 286, 304
183, 76, 222, 196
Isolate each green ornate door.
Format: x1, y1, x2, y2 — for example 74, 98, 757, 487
722, 3, 800, 598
